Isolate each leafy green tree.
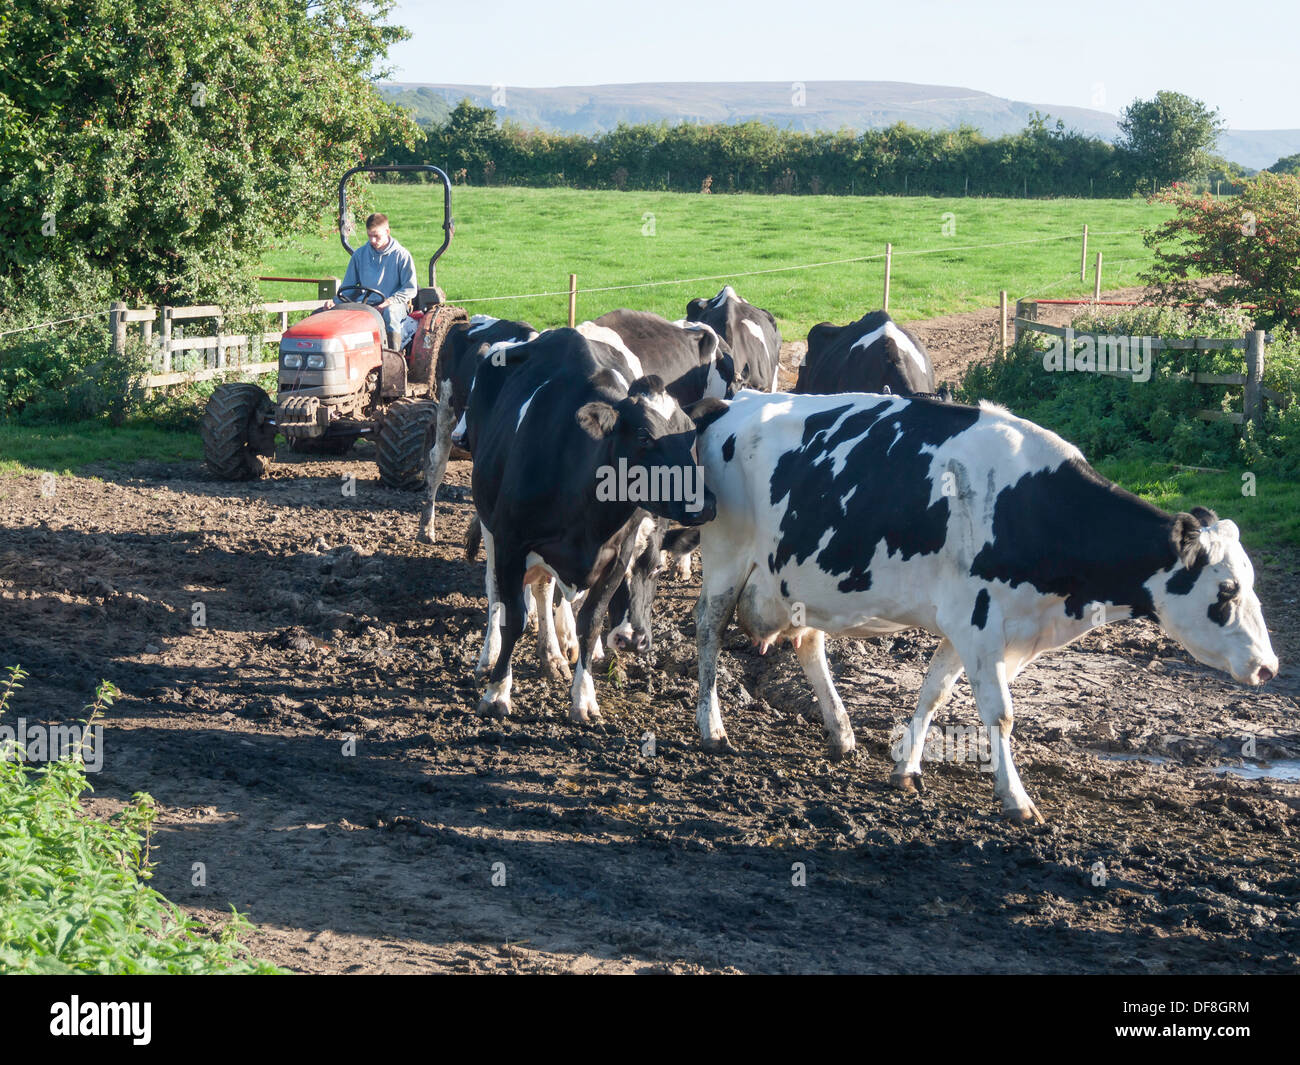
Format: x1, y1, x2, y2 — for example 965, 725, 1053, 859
1143, 172, 1300, 328
1117, 91, 1224, 191
1267, 153, 1300, 175
0, 0, 416, 307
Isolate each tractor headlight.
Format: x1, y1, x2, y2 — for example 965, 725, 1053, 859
283, 353, 302, 369
306, 354, 327, 370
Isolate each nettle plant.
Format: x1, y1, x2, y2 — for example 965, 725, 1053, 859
0, 666, 281, 973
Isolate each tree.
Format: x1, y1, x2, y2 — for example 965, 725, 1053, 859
1142, 172, 1300, 328
0, 0, 417, 307
1267, 153, 1300, 175
1117, 91, 1224, 191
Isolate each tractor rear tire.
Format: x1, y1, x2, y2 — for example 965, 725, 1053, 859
376, 399, 437, 491
202, 383, 275, 480
288, 434, 357, 456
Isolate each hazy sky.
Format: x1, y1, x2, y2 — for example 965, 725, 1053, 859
384, 0, 1298, 130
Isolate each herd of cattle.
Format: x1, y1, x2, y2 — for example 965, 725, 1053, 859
410, 286, 1278, 824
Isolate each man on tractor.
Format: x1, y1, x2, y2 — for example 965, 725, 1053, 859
325, 212, 418, 351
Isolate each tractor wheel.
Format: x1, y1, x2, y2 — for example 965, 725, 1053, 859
202, 383, 275, 480
287, 434, 357, 456
375, 399, 437, 490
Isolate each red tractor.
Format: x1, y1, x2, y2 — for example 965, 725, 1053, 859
201, 164, 467, 488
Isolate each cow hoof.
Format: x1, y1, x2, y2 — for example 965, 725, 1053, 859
701, 735, 737, 755
1001, 801, 1045, 825
828, 740, 857, 763
416, 528, 434, 545
542, 654, 572, 684
476, 698, 509, 720
890, 770, 924, 793
568, 709, 601, 726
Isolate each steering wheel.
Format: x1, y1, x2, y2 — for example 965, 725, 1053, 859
335, 283, 387, 307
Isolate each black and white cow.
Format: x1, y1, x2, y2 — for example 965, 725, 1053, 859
685, 285, 782, 393
580, 309, 736, 405
462, 327, 716, 723
691, 391, 1278, 822
796, 311, 936, 396
418, 314, 538, 543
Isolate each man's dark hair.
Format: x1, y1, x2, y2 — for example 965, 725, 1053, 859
365, 212, 389, 230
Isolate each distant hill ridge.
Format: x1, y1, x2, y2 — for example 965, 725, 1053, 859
378, 80, 1300, 171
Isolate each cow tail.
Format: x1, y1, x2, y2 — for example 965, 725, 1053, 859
464, 515, 482, 561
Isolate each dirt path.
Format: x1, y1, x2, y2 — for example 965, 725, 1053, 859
2, 296, 1297, 974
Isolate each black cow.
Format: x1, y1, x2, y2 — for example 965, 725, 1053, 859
462, 328, 716, 723
796, 310, 936, 396
580, 309, 736, 405
417, 315, 537, 543
685, 285, 782, 392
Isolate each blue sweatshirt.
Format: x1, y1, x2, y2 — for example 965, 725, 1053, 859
341, 236, 418, 305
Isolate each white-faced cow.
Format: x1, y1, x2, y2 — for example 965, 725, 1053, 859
796, 311, 937, 397
417, 315, 537, 543
462, 327, 716, 724
684, 286, 782, 393
691, 391, 1278, 823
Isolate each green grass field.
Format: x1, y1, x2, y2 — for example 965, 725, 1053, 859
259, 187, 1171, 337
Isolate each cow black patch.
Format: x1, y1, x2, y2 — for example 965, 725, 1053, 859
767, 398, 980, 592
780, 579, 790, 598
971, 588, 990, 629
969, 458, 1176, 621
1165, 551, 1207, 596
722, 434, 736, 461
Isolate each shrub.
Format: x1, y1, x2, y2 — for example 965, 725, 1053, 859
0, 666, 284, 974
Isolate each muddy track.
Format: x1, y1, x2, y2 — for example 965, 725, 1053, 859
2, 436, 1298, 974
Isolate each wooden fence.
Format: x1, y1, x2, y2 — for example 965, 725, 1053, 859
109, 279, 338, 390
1012, 300, 1282, 428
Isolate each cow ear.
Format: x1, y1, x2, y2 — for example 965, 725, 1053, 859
1190, 506, 1219, 527
628, 374, 666, 398
576, 401, 620, 439
685, 298, 707, 321
685, 397, 729, 433
1171, 512, 1206, 568
807, 322, 838, 352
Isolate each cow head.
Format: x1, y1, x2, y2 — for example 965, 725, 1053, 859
577, 375, 718, 526
605, 517, 666, 654
1148, 507, 1278, 687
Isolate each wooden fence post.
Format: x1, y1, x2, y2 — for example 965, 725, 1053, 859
883, 243, 892, 313
1080, 225, 1088, 282
110, 302, 126, 359
1093, 251, 1103, 302
999, 291, 1008, 354
568, 273, 577, 328
161, 307, 173, 373
214, 312, 225, 370
1244, 329, 1266, 428
1014, 299, 1037, 344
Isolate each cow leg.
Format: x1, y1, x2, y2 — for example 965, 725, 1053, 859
416, 380, 456, 543
523, 580, 537, 633
569, 518, 644, 725
794, 628, 856, 760
475, 524, 502, 678
533, 574, 572, 683
695, 577, 743, 753
891, 638, 965, 792
555, 593, 581, 665
965, 658, 1042, 825
478, 553, 527, 720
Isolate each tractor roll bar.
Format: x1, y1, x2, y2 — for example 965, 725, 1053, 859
337, 164, 454, 288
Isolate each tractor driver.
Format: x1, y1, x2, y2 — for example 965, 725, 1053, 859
326, 212, 418, 351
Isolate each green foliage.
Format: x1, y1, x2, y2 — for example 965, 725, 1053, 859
381, 108, 1139, 198
0, 667, 283, 973
959, 307, 1300, 484
1117, 91, 1225, 190
0, 0, 416, 308
1142, 171, 1300, 328
1266, 153, 1300, 176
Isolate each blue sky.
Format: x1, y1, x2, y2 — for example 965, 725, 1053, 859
384, 0, 1298, 130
